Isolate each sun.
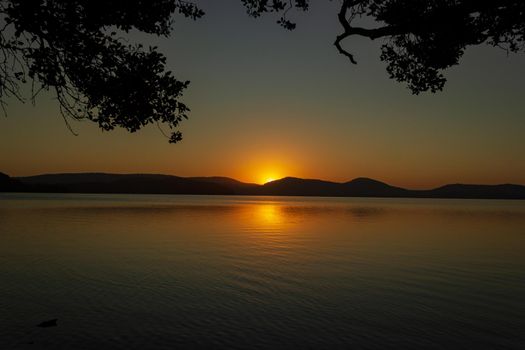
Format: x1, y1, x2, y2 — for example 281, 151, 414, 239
259, 172, 281, 184
264, 176, 276, 184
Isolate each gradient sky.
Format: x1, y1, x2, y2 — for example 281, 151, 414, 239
1, 1, 524, 188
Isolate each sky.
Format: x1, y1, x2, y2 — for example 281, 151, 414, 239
1, 1, 524, 188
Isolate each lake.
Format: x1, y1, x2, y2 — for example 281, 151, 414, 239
1, 193, 524, 349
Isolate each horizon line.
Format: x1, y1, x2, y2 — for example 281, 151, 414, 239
4, 171, 524, 191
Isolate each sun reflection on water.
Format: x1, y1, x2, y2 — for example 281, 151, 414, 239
255, 203, 284, 226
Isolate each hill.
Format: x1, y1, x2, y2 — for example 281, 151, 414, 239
14, 173, 233, 195
0, 172, 523, 199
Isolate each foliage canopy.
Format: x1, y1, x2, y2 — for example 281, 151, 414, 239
244, 0, 525, 93
1, 0, 524, 142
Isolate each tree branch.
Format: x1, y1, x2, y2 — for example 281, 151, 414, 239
334, 0, 401, 64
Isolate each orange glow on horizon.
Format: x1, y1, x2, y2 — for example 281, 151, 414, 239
263, 176, 277, 184
236, 154, 294, 185
258, 170, 285, 184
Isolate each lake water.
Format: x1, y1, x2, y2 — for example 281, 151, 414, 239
1, 193, 524, 349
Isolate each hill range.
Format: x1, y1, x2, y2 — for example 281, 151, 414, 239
1, 172, 524, 199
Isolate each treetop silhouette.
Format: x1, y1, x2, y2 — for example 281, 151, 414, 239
1, 0, 523, 142
1, 0, 202, 143
245, 0, 524, 93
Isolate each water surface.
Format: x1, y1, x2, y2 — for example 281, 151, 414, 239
1, 194, 524, 349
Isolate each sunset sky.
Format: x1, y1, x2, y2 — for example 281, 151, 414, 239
1, 1, 524, 189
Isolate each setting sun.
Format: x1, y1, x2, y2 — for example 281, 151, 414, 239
259, 171, 283, 184
264, 176, 277, 184
233, 151, 303, 185
256, 169, 286, 184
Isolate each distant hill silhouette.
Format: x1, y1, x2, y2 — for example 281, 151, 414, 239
418, 184, 525, 200
188, 176, 259, 193
0, 172, 25, 192
1, 172, 524, 199
261, 177, 342, 196
13, 173, 234, 195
